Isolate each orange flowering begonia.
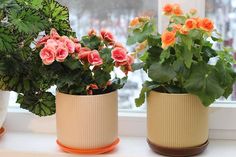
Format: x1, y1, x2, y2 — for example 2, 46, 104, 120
163, 4, 173, 15
172, 24, 182, 33
185, 18, 197, 30
161, 30, 176, 49
172, 4, 183, 16
199, 18, 214, 32
129, 17, 140, 27
179, 26, 189, 35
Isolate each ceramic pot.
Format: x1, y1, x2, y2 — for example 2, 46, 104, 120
56, 91, 119, 154
0, 91, 10, 129
147, 91, 209, 156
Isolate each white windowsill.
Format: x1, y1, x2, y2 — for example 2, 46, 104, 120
0, 132, 236, 157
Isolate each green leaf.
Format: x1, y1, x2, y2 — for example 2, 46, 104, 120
16, 0, 44, 10
160, 48, 170, 63
110, 77, 128, 90
135, 81, 159, 107
80, 35, 101, 50
202, 46, 217, 62
139, 51, 148, 62
42, 0, 74, 35
17, 92, 56, 116
183, 47, 193, 68
0, 26, 17, 52
94, 69, 111, 87
148, 63, 176, 83
100, 48, 113, 63
63, 57, 83, 70
147, 34, 161, 47
215, 60, 235, 98
8, 9, 46, 34
127, 20, 156, 45
189, 29, 202, 39
131, 62, 145, 71
184, 62, 225, 106
211, 36, 223, 42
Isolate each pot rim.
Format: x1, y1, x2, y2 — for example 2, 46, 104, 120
150, 90, 192, 96
56, 90, 117, 98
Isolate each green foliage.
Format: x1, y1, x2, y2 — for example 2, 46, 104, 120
184, 62, 225, 106
128, 13, 236, 107
127, 18, 156, 45
0, 0, 75, 116
80, 35, 102, 50
8, 9, 46, 34
17, 92, 56, 116
135, 81, 159, 107
148, 63, 176, 83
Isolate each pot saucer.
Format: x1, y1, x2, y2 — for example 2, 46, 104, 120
147, 138, 209, 156
0, 127, 6, 138
57, 138, 120, 154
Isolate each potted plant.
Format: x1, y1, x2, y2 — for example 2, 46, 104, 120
0, 0, 76, 135
34, 28, 133, 154
1, 0, 134, 154
128, 4, 236, 156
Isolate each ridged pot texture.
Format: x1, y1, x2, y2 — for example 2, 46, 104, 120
56, 91, 118, 149
147, 91, 209, 148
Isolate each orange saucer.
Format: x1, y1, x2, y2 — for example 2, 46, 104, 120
0, 127, 6, 138
57, 138, 120, 154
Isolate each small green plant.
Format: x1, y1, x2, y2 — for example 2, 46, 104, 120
127, 4, 236, 107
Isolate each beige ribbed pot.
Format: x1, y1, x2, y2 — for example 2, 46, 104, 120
0, 91, 10, 129
147, 91, 209, 156
56, 91, 118, 151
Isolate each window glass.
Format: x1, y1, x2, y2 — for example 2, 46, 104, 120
206, 0, 236, 102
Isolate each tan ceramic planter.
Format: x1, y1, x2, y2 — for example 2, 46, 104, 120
0, 91, 10, 128
147, 91, 209, 156
56, 91, 118, 152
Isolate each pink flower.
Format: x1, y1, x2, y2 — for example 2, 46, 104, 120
111, 47, 127, 62
70, 36, 79, 43
36, 35, 50, 47
78, 47, 91, 59
40, 47, 55, 65
55, 46, 68, 62
59, 36, 75, 53
100, 29, 115, 43
50, 28, 60, 39
45, 39, 58, 49
75, 43, 81, 53
113, 42, 126, 49
88, 50, 103, 66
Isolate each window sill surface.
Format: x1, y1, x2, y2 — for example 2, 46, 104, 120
0, 132, 236, 157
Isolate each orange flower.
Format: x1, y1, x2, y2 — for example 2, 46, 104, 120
179, 26, 189, 35
185, 18, 197, 30
172, 4, 183, 16
172, 24, 182, 32
163, 4, 173, 15
193, 17, 202, 28
129, 17, 140, 27
190, 8, 197, 15
199, 18, 214, 32
161, 30, 176, 49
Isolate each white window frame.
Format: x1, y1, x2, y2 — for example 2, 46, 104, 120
3, 0, 236, 140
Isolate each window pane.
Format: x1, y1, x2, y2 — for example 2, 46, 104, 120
206, 0, 236, 102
